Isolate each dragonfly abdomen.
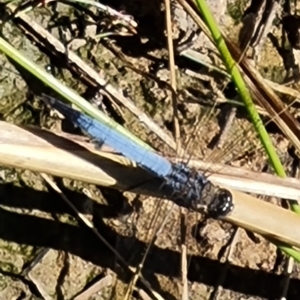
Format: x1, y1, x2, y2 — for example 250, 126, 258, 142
43, 96, 173, 177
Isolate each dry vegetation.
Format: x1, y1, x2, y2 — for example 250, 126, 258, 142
0, 0, 300, 299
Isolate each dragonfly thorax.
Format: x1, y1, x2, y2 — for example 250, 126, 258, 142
163, 163, 233, 218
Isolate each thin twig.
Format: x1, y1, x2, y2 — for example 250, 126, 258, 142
165, 0, 181, 148
280, 257, 293, 300
165, 2, 189, 299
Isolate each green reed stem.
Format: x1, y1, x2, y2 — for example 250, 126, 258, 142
0, 37, 152, 150
195, 0, 300, 261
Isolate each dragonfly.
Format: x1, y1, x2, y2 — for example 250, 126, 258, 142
42, 94, 233, 218
41, 94, 241, 298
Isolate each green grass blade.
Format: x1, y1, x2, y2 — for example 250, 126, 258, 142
0, 37, 152, 150
195, 0, 300, 256
195, 0, 285, 177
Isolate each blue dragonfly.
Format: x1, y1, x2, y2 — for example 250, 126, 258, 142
42, 94, 234, 219
41, 94, 270, 300
41, 93, 239, 298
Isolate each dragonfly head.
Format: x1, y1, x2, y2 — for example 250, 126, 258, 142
191, 182, 233, 218
207, 188, 234, 218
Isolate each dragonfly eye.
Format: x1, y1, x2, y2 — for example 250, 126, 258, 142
208, 188, 234, 218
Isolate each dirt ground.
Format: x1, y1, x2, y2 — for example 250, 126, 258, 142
0, 0, 300, 299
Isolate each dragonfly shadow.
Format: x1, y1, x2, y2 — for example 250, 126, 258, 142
0, 181, 129, 220
1, 184, 300, 299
